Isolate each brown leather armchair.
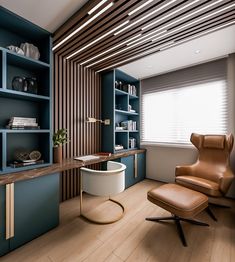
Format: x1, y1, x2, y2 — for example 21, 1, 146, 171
175, 133, 234, 218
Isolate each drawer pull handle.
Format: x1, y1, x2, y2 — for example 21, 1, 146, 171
6, 183, 14, 239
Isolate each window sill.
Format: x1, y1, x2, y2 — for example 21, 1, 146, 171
141, 142, 194, 149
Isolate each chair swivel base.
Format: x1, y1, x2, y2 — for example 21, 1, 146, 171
80, 198, 125, 225
146, 215, 209, 247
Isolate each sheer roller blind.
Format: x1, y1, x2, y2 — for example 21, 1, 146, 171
141, 59, 228, 144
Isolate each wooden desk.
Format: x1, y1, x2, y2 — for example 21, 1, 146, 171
0, 149, 146, 186
0, 149, 146, 256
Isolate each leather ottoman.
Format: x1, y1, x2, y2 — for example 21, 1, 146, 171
146, 183, 210, 246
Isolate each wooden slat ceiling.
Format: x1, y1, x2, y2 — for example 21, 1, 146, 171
53, 0, 235, 72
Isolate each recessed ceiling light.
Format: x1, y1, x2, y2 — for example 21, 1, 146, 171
142, 0, 200, 30
80, 34, 142, 65
87, 43, 136, 67
66, 20, 129, 59
126, 30, 167, 46
88, 0, 108, 15
142, 0, 223, 34
159, 41, 175, 51
96, 47, 161, 73
195, 49, 201, 54
128, 0, 154, 16
151, 2, 235, 42
114, 0, 177, 35
53, 2, 114, 51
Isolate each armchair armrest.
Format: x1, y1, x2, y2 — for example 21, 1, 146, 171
175, 165, 194, 177
219, 168, 234, 194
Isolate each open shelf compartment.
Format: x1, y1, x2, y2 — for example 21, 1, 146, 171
6, 52, 50, 97
115, 132, 128, 152
0, 96, 50, 129
6, 132, 51, 170
115, 92, 128, 111
0, 7, 51, 64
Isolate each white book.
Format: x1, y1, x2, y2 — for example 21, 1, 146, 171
74, 155, 100, 162
11, 117, 37, 121
10, 123, 38, 127
10, 121, 37, 125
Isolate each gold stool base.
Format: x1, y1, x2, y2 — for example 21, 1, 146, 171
80, 198, 125, 225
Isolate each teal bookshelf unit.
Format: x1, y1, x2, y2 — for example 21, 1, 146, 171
0, 7, 59, 257
101, 69, 145, 189
101, 69, 140, 153
0, 7, 52, 174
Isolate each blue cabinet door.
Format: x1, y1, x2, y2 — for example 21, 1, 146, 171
121, 155, 135, 188
121, 152, 146, 189
10, 173, 60, 250
0, 186, 10, 256
137, 152, 146, 182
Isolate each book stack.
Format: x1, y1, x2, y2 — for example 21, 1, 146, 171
10, 159, 44, 168
123, 84, 137, 96
121, 120, 137, 131
115, 126, 124, 131
7, 117, 40, 129
115, 145, 124, 151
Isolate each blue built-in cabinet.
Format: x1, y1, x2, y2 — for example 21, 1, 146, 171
0, 7, 59, 257
0, 186, 8, 256
0, 173, 60, 256
10, 174, 59, 251
0, 6, 52, 174
101, 69, 146, 188
114, 153, 146, 189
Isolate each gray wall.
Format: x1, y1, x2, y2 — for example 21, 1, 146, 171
141, 54, 235, 198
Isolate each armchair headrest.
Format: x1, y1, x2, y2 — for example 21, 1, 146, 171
190, 133, 234, 152
203, 135, 225, 149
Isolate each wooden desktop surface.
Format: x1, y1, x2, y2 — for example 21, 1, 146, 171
0, 149, 145, 186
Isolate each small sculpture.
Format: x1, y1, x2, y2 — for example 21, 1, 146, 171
20, 43, 40, 60
7, 45, 24, 55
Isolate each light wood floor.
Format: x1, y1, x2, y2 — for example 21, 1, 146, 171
1, 179, 235, 262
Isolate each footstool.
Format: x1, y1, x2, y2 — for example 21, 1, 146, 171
146, 183, 210, 246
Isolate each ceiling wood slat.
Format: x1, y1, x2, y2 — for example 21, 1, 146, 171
92, 15, 235, 70
53, 0, 235, 72
74, 5, 235, 65
71, 0, 230, 63
56, 0, 140, 56
53, 0, 101, 42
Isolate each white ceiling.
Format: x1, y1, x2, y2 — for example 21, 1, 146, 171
0, 0, 88, 32
119, 25, 235, 80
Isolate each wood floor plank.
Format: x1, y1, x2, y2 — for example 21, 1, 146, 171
230, 207, 235, 262
0, 179, 234, 262
104, 253, 123, 262
210, 208, 232, 262
113, 208, 166, 261
83, 205, 155, 262
126, 209, 182, 262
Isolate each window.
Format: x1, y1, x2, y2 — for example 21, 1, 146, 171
141, 80, 228, 144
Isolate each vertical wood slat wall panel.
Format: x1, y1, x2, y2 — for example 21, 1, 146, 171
54, 54, 101, 201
